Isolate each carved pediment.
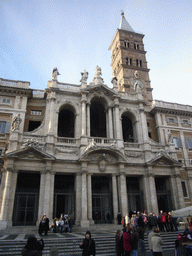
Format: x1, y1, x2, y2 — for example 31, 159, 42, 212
146, 152, 182, 167
3, 146, 55, 161
82, 84, 119, 97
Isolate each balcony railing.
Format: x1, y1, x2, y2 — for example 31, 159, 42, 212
89, 138, 114, 145
124, 142, 140, 148
56, 137, 77, 144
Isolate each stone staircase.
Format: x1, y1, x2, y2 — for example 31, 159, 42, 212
0, 230, 181, 256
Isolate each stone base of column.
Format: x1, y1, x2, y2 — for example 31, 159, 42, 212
80, 220, 89, 229
113, 218, 118, 224
0, 220, 9, 230
89, 219, 94, 225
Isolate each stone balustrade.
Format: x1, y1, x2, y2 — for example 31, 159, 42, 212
0, 78, 30, 88
124, 142, 140, 148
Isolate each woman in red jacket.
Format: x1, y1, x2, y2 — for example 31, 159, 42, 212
123, 224, 132, 256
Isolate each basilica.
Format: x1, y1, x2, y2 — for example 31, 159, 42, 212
0, 13, 192, 230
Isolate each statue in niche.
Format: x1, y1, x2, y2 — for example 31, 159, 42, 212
11, 114, 22, 131
167, 130, 172, 144
52, 67, 60, 81
80, 69, 89, 83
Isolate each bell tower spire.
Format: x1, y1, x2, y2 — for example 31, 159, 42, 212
109, 12, 153, 105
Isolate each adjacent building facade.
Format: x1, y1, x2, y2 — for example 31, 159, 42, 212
0, 13, 192, 230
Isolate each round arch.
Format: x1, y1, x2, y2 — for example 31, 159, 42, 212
58, 104, 76, 138
121, 111, 137, 142
90, 97, 108, 138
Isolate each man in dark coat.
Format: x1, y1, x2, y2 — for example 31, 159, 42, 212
117, 212, 122, 225
80, 231, 95, 256
39, 214, 49, 236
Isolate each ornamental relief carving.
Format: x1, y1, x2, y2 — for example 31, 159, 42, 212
125, 152, 143, 158
87, 153, 117, 165
55, 147, 78, 155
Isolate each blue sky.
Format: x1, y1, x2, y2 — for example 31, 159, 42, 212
0, 0, 192, 105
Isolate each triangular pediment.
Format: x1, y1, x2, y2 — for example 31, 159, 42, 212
81, 84, 119, 97
146, 152, 182, 167
3, 146, 55, 161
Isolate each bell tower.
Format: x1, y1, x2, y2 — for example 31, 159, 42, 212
109, 12, 153, 105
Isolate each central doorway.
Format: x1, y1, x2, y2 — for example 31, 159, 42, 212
92, 176, 113, 223
53, 174, 75, 219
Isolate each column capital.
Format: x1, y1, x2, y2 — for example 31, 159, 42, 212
40, 170, 55, 175
171, 174, 181, 179
2, 167, 18, 173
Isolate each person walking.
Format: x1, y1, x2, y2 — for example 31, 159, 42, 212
131, 227, 139, 256
80, 231, 96, 256
115, 230, 124, 256
123, 224, 132, 256
151, 229, 163, 256
148, 226, 156, 255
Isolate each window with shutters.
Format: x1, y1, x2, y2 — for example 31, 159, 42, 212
185, 137, 192, 149
172, 137, 182, 148
181, 181, 188, 198
0, 121, 11, 134
181, 119, 191, 126
1, 98, 11, 105
166, 117, 178, 124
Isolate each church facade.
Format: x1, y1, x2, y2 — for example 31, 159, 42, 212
0, 13, 192, 230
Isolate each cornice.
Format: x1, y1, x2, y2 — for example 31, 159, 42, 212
151, 106, 192, 117
0, 86, 32, 96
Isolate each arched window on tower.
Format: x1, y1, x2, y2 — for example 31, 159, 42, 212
134, 43, 139, 50
126, 58, 132, 65
90, 98, 106, 138
58, 106, 75, 138
124, 40, 130, 48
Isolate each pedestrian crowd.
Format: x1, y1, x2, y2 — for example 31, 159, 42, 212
115, 209, 180, 256
38, 212, 73, 236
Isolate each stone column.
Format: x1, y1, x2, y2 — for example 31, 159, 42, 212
81, 171, 89, 228
112, 174, 118, 224
87, 173, 93, 223
139, 104, 148, 142
114, 100, 121, 139
170, 174, 180, 210
86, 103, 90, 137
148, 173, 158, 214
81, 100, 87, 136
174, 167, 185, 209
0, 168, 18, 230
155, 112, 165, 144
75, 173, 81, 225
180, 131, 188, 166
38, 170, 55, 221
48, 93, 56, 135
142, 174, 152, 214
108, 107, 113, 139
119, 166, 128, 217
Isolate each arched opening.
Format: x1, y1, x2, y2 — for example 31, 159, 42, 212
90, 99, 106, 138
122, 113, 134, 142
58, 106, 75, 138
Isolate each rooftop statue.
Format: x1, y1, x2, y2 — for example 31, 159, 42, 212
80, 69, 89, 83
91, 65, 104, 85
111, 76, 118, 91
52, 67, 60, 81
